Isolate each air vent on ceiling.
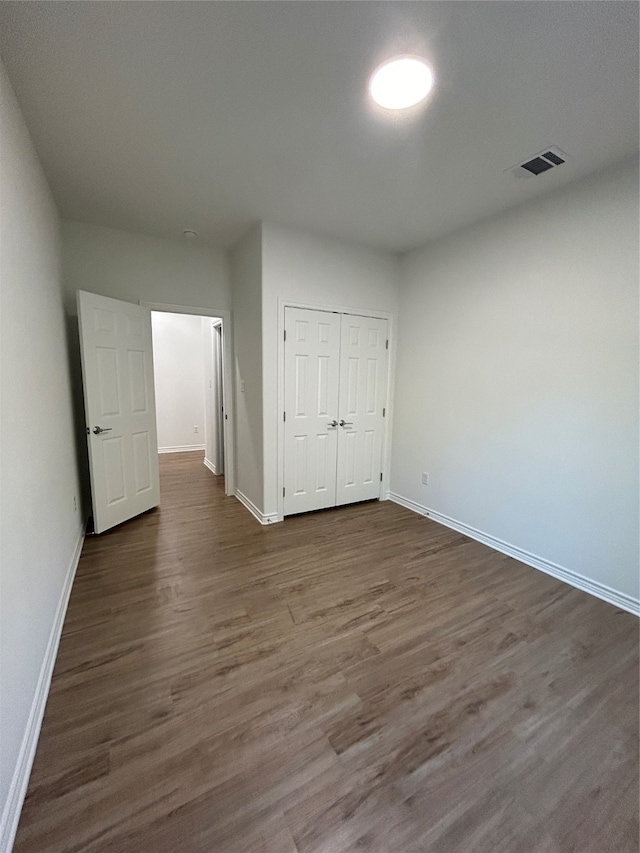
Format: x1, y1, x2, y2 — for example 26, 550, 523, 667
507, 146, 570, 179
521, 156, 554, 176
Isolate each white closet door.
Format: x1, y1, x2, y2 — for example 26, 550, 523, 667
336, 315, 388, 506
284, 307, 341, 516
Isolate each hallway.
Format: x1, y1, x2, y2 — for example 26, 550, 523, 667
14, 453, 639, 852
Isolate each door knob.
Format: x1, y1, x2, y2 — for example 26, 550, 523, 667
93, 426, 113, 434
339, 419, 353, 427
327, 420, 338, 428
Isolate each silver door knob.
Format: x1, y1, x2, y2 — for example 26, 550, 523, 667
93, 426, 112, 434
328, 420, 338, 428
339, 419, 353, 427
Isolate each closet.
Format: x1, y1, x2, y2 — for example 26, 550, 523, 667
284, 307, 388, 516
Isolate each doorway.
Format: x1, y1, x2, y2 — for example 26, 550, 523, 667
78, 292, 235, 534
151, 311, 209, 456
145, 301, 234, 498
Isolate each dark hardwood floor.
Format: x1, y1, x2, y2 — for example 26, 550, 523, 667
14, 452, 639, 852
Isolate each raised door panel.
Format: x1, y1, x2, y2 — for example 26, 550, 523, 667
284, 308, 340, 516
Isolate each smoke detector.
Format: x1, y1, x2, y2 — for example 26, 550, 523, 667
507, 146, 570, 179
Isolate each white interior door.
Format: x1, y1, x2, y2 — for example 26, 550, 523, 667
78, 290, 160, 533
284, 308, 341, 515
336, 315, 388, 505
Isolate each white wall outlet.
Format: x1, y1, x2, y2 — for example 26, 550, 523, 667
422, 472, 430, 485
194, 425, 199, 433
73, 495, 77, 511
240, 380, 245, 393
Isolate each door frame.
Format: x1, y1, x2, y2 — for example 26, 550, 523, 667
142, 301, 235, 498
277, 298, 395, 522
210, 319, 225, 474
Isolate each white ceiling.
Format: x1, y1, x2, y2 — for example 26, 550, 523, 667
0, 2, 638, 252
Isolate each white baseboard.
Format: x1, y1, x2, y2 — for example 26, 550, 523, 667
0, 524, 85, 853
203, 457, 219, 475
235, 489, 279, 525
387, 493, 640, 617
158, 444, 205, 454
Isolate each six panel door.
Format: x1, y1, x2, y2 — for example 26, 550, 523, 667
336, 315, 388, 506
78, 290, 160, 533
284, 308, 342, 516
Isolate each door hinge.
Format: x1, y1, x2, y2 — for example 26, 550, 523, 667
283, 487, 286, 497
383, 407, 386, 417
380, 472, 383, 482
284, 329, 287, 342
283, 411, 286, 422
386, 339, 389, 350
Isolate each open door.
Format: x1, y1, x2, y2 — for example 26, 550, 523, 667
78, 290, 160, 533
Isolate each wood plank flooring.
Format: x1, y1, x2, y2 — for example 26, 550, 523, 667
14, 452, 639, 852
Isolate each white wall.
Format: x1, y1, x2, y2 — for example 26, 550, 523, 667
261, 221, 400, 518
151, 312, 206, 452
230, 224, 264, 513
0, 60, 83, 849
61, 220, 231, 315
391, 158, 639, 606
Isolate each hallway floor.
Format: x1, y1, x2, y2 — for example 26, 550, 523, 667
14, 452, 639, 852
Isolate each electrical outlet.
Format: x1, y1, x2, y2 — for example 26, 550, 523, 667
240, 380, 245, 393
73, 495, 77, 511
194, 425, 199, 433
422, 472, 429, 486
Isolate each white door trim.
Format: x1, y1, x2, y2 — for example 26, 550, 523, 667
141, 301, 235, 498
277, 297, 395, 523
211, 319, 225, 474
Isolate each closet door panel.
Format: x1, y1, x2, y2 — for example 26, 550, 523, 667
284, 308, 341, 515
336, 315, 388, 506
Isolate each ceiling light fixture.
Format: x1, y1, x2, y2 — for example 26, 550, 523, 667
183, 229, 197, 239
369, 56, 433, 110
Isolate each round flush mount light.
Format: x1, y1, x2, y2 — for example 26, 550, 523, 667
183, 229, 197, 239
369, 56, 433, 110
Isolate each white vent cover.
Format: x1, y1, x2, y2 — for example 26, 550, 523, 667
507, 146, 570, 179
